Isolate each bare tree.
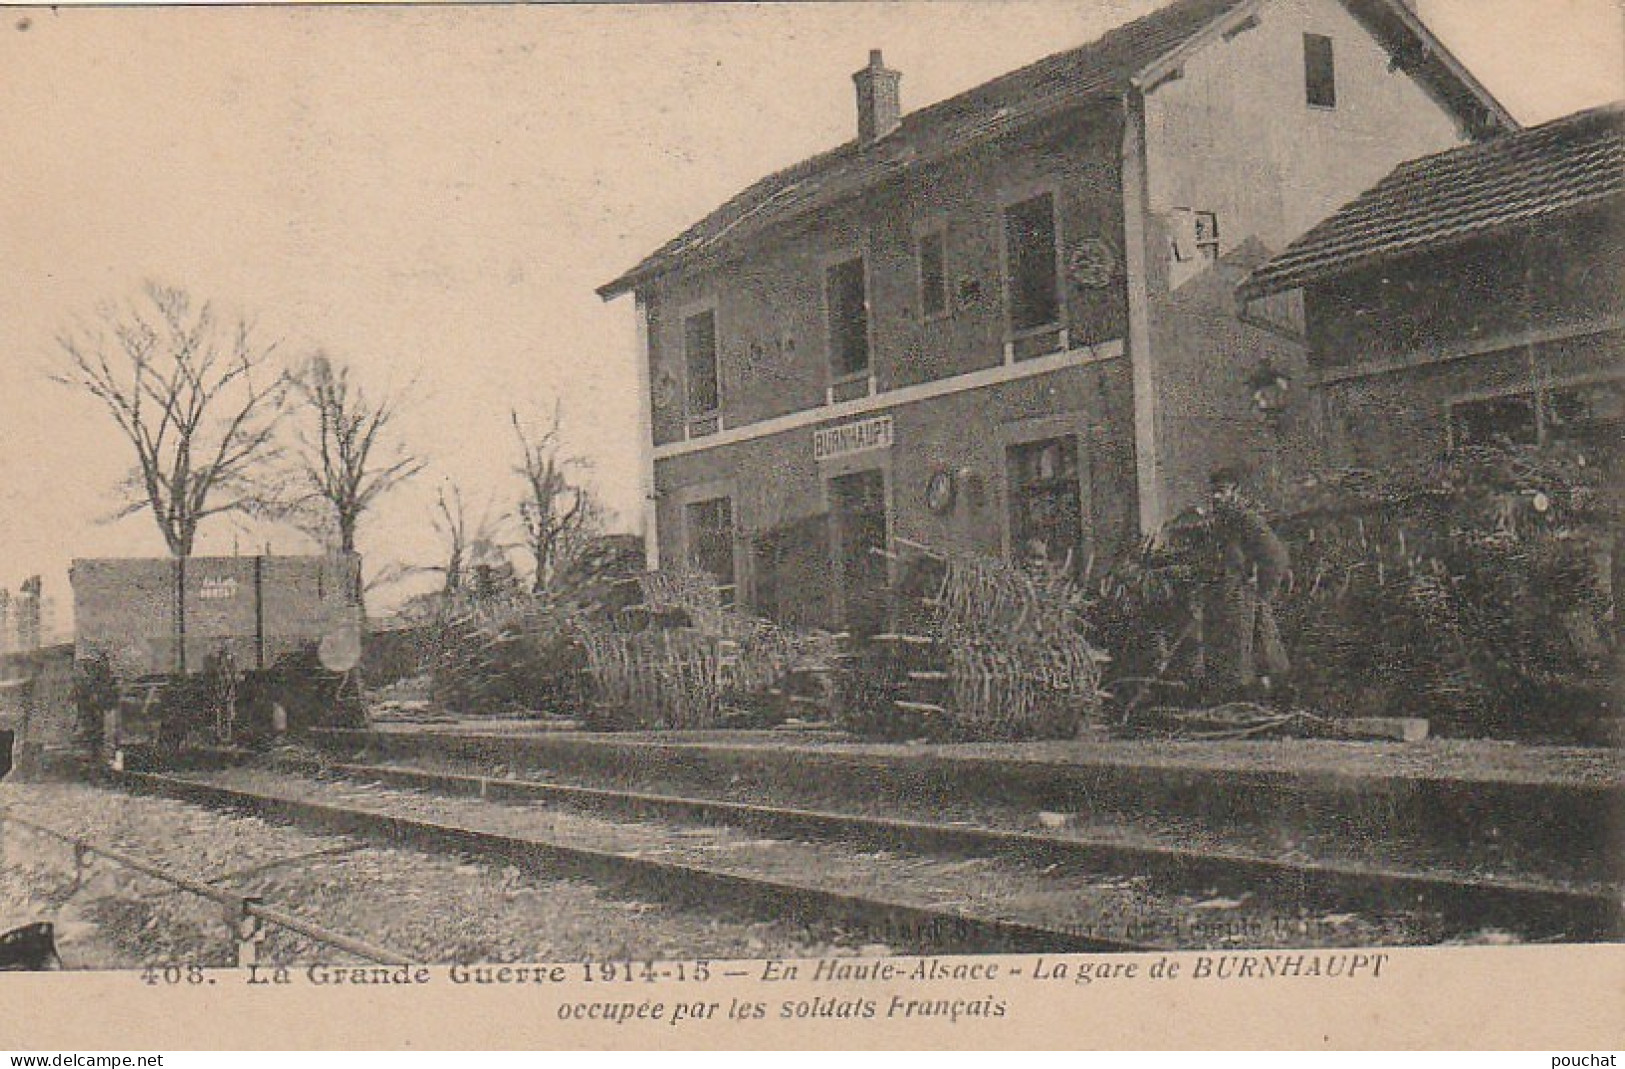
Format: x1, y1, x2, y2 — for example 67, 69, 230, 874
511, 406, 598, 594
431, 485, 473, 595
361, 559, 420, 598
429, 484, 515, 596
54, 283, 286, 557
282, 352, 424, 555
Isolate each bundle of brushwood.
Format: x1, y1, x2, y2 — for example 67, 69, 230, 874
932, 550, 1108, 739
578, 624, 724, 729
425, 590, 588, 717
579, 564, 839, 730
838, 542, 1106, 740
635, 566, 736, 637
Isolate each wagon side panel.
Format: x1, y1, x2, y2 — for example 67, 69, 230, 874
179, 556, 262, 672
259, 554, 362, 668
71, 558, 180, 679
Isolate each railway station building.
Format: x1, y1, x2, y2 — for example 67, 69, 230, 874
597, 0, 1514, 632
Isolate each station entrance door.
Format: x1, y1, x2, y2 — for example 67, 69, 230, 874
828, 469, 890, 637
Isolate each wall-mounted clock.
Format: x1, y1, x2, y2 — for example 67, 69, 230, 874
1069, 238, 1118, 289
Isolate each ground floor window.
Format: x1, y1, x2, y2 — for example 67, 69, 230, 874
1007, 436, 1084, 574
1451, 377, 1624, 453
684, 496, 736, 606
1452, 394, 1539, 446
752, 512, 833, 629
1548, 378, 1624, 452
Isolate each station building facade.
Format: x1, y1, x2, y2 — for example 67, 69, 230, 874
598, 0, 1513, 631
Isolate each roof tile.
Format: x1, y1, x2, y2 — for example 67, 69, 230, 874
1243, 101, 1625, 297
598, 0, 1249, 298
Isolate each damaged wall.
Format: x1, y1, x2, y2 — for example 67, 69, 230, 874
1132, 0, 1476, 520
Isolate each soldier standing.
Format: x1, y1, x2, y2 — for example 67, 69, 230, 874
1201, 469, 1292, 704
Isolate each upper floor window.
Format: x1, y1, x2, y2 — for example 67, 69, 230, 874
1003, 192, 1061, 335
918, 229, 949, 320
1304, 33, 1336, 108
684, 308, 719, 418
826, 256, 870, 378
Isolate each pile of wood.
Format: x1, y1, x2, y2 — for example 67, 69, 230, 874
933, 550, 1107, 738
838, 542, 1107, 740
579, 624, 724, 729
579, 564, 838, 729
424, 590, 586, 716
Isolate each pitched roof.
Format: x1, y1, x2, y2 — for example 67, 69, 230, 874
1242, 101, 1625, 298
597, 0, 1252, 299
599, 0, 1514, 300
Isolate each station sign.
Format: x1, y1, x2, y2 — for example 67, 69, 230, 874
814, 415, 894, 462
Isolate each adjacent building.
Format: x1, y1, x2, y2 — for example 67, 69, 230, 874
598, 0, 1514, 631
1241, 101, 1624, 474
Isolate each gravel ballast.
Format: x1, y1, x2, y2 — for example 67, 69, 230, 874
0, 781, 862, 969
178, 766, 1441, 951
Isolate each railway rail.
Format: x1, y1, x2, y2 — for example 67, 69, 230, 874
0, 806, 413, 966
309, 727, 1621, 880
261, 753, 1625, 941
113, 768, 1157, 955
109, 757, 1622, 955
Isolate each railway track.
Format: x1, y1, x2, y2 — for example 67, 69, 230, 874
4, 777, 897, 966
266, 753, 1624, 941
0, 804, 414, 966
311, 727, 1622, 882
112, 758, 1623, 954
114, 768, 1156, 955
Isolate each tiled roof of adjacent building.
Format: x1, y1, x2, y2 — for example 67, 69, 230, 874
1242, 101, 1625, 298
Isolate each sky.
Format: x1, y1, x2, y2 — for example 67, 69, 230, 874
2, 0, 1621, 627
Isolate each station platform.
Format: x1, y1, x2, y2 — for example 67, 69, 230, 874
356, 719, 1621, 788
317, 722, 1622, 882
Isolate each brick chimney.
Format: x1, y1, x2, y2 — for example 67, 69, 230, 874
853, 50, 902, 143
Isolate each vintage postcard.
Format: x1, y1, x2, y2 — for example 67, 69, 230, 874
0, 0, 1621, 1051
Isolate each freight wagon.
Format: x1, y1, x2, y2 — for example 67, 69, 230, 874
72, 553, 366, 755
